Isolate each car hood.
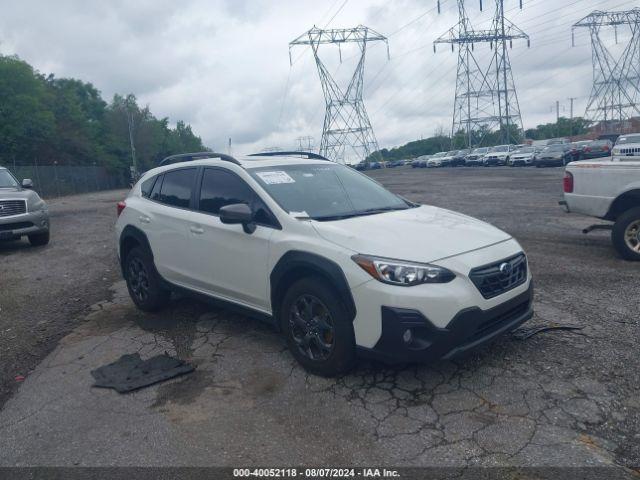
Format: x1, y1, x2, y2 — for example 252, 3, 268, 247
0, 187, 31, 198
311, 206, 512, 264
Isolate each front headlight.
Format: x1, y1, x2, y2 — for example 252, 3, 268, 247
352, 254, 455, 286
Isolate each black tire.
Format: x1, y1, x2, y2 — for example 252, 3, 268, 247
611, 207, 640, 261
124, 246, 171, 311
280, 277, 356, 376
28, 230, 50, 246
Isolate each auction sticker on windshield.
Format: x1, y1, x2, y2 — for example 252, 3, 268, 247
256, 171, 295, 184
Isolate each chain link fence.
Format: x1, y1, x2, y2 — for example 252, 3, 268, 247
2, 164, 130, 198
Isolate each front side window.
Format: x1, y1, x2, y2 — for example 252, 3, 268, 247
199, 168, 274, 226
249, 163, 412, 221
159, 168, 196, 208
0, 170, 19, 188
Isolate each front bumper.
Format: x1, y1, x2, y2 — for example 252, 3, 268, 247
358, 282, 533, 364
484, 157, 506, 166
0, 210, 49, 240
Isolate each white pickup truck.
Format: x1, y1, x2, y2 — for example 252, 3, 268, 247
561, 133, 640, 261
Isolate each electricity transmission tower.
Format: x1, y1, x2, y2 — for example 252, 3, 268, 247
573, 8, 640, 133
434, 0, 529, 147
296, 135, 315, 152
290, 26, 389, 164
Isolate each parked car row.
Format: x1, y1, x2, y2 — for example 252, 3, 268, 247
355, 138, 612, 171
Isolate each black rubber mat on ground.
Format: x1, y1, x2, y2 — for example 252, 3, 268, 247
91, 353, 195, 393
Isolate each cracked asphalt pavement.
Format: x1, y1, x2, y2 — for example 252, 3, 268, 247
0, 167, 638, 473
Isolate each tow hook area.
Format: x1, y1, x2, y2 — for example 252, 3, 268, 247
582, 224, 613, 234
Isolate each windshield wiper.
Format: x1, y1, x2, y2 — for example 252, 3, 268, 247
313, 206, 408, 222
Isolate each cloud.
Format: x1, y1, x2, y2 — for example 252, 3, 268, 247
0, 0, 633, 156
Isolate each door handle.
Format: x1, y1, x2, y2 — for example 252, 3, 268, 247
139, 215, 151, 224
190, 226, 205, 235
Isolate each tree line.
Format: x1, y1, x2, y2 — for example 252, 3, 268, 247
367, 118, 590, 162
0, 55, 207, 172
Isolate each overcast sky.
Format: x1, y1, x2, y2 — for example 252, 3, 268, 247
1, 0, 636, 154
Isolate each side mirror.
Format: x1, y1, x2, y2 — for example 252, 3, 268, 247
219, 203, 256, 234
22, 179, 33, 189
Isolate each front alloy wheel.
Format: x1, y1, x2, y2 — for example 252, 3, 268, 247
289, 294, 335, 361
281, 277, 356, 376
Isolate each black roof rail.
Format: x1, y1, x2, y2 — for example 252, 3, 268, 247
248, 151, 331, 161
159, 152, 241, 166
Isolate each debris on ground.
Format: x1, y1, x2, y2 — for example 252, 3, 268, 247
14, 375, 25, 382
90, 353, 194, 393
512, 323, 584, 340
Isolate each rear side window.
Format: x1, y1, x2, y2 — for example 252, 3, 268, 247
140, 176, 157, 198
150, 174, 163, 201
159, 168, 196, 208
199, 168, 276, 227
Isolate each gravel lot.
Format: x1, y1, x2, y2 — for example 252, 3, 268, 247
0, 190, 126, 407
0, 167, 637, 474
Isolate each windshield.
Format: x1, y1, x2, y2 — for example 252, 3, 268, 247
445, 151, 457, 155
490, 145, 508, 152
249, 163, 412, 221
516, 147, 535, 153
433, 152, 447, 158
0, 170, 19, 188
472, 147, 489, 154
545, 145, 565, 152
615, 134, 640, 145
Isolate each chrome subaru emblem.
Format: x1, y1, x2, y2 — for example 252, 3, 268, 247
499, 262, 512, 276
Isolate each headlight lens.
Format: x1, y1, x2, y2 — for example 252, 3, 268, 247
352, 254, 455, 286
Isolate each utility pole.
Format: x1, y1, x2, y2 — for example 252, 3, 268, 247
434, 0, 529, 147
290, 26, 390, 164
126, 106, 137, 181
556, 100, 560, 138
573, 9, 640, 134
568, 97, 577, 137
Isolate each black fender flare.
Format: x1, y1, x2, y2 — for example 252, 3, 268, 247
270, 251, 357, 322
119, 225, 154, 276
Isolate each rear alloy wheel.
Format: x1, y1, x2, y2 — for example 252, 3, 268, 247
281, 277, 356, 376
125, 246, 171, 311
612, 207, 640, 261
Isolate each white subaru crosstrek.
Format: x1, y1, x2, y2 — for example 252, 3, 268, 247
116, 152, 533, 376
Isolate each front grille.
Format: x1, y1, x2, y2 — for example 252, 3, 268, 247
618, 147, 640, 155
469, 253, 527, 299
0, 200, 27, 217
0, 221, 33, 232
